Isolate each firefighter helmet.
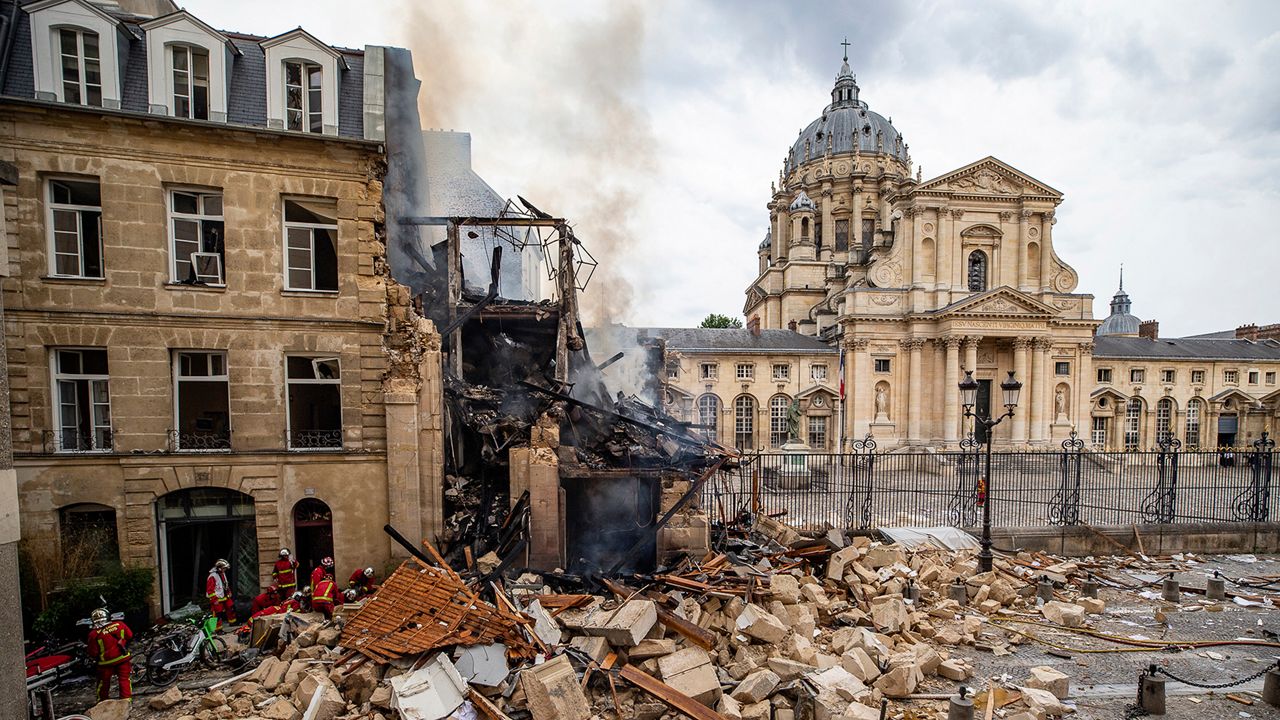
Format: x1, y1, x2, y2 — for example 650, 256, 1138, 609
364, 567, 374, 577
214, 558, 230, 570
321, 556, 334, 568
279, 548, 291, 557
90, 608, 108, 627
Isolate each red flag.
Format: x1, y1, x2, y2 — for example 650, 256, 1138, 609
838, 349, 846, 400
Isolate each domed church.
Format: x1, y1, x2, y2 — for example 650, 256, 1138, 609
744, 47, 1100, 448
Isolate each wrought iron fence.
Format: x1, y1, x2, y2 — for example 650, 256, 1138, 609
704, 432, 1280, 530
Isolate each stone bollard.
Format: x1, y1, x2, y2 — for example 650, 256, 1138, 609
1264, 668, 1280, 707
948, 686, 974, 720
1206, 572, 1226, 601
950, 580, 968, 606
1161, 576, 1180, 603
1140, 670, 1166, 715
1081, 574, 1099, 599
1037, 577, 1055, 604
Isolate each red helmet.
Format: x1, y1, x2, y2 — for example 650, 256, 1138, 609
321, 556, 334, 568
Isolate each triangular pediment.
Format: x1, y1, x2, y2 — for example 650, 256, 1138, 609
933, 287, 1059, 319
1208, 387, 1260, 407
140, 10, 241, 54
916, 156, 1062, 199
1089, 386, 1128, 401
796, 384, 836, 401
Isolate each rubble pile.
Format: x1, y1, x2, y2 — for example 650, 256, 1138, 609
118, 523, 1132, 720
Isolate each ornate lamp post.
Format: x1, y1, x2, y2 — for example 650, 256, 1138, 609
959, 370, 1023, 573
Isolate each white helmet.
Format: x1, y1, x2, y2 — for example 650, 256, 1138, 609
343, 589, 359, 602
364, 567, 374, 577
279, 548, 291, 557
214, 559, 230, 570
90, 608, 108, 627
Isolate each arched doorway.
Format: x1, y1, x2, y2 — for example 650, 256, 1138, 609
156, 488, 256, 614
293, 498, 334, 586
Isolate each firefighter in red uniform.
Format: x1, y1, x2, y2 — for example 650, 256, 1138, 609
312, 572, 338, 620
250, 585, 281, 616
248, 595, 301, 621
310, 556, 334, 589
272, 548, 299, 594
347, 566, 377, 598
86, 608, 133, 701
206, 558, 236, 628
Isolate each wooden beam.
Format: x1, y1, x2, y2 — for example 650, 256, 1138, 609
619, 664, 728, 720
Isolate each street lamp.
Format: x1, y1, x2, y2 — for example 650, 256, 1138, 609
959, 369, 1022, 572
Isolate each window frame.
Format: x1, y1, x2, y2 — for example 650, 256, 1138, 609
168, 187, 225, 285
1091, 416, 1107, 447
1130, 368, 1145, 384
772, 363, 791, 382
874, 358, 892, 374
282, 198, 339, 292
1096, 368, 1112, 384
1248, 370, 1260, 385
699, 363, 718, 381
733, 395, 755, 450
1185, 399, 1202, 449
171, 350, 231, 452
1267, 371, 1277, 386
807, 415, 827, 450
56, 26, 102, 107
1124, 397, 1143, 450
285, 355, 343, 451
50, 347, 112, 453
696, 394, 719, 437
1155, 397, 1174, 445
736, 363, 754, 381
1054, 361, 1070, 377
768, 395, 790, 448
810, 364, 828, 382
1191, 369, 1205, 385
1160, 369, 1176, 384
169, 43, 211, 120
283, 59, 323, 133
1224, 369, 1239, 385
46, 176, 103, 279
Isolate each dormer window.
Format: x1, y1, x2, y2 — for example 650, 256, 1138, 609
58, 28, 102, 106
171, 45, 210, 120
285, 61, 323, 133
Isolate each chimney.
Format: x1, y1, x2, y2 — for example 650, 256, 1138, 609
747, 315, 762, 337
1236, 324, 1260, 341
1138, 320, 1159, 340
1259, 324, 1280, 341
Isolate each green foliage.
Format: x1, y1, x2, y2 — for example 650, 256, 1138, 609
699, 313, 743, 329
32, 565, 154, 640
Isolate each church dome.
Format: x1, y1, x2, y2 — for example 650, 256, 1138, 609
788, 190, 816, 212
1096, 271, 1141, 337
759, 229, 772, 250
786, 51, 907, 173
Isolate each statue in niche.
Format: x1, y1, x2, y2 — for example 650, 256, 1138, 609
874, 386, 889, 421
1055, 387, 1068, 420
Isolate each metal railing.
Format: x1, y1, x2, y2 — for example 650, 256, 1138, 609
288, 429, 343, 450
168, 429, 231, 451
40, 429, 114, 454
705, 431, 1280, 530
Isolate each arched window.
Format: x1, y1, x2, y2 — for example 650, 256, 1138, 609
734, 395, 756, 450
1156, 398, 1174, 444
769, 395, 791, 447
967, 250, 988, 292
1124, 397, 1143, 450
57, 28, 102, 106
801, 217, 810, 241
1185, 399, 1202, 449
697, 394, 720, 438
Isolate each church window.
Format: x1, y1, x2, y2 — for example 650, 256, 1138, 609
733, 395, 756, 450
1055, 362, 1070, 376
1091, 417, 1107, 447
801, 217, 810, 241
1097, 368, 1112, 383
966, 251, 988, 292
1224, 369, 1238, 384
874, 358, 891, 373
1185, 399, 1202, 449
861, 219, 875, 259
811, 364, 828, 382
814, 221, 822, 250
736, 364, 754, 380
697, 394, 719, 437
769, 395, 791, 447
834, 219, 849, 253
1191, 369, 1205, 384
772, 364, 790, 381
1130, 368, 1145, 384
699, 363, 718, 380
807, 415, 828, 450
1124, 398, 1143, 450
1156, 398, 1174, 444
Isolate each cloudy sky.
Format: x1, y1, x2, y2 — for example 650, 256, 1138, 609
194, 0, 1280, 337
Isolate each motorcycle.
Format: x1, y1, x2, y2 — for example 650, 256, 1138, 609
145, 613, 229, 686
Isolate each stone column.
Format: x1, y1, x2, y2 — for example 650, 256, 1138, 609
950, 209, 966, 290
1030, 338, 1051, 443
1077, 342, 1094, 435
0, 298, 23, 712
1012, 337, 1031, 445
909, 207, 924, 287
962, 336, 981, 438
1040, 211, 1055, 293
1018, 209, 1032, 291
820, 187, 833, 262
851, 182, 862, 253
943, 336, 962, 444
850, 338, 870, 440
905, 339, 925, 443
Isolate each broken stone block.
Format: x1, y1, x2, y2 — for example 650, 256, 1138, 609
766, 657, 816, 681
150, 686, 184, 710
658, 646, 722, 706
937, 659, 970, 681
807, 665, 867, 701
978, 599, 1002, 614
840, 647, 880, 683
569, 636, 609, 664
1078, 597, 1105, 614
770, 574, 802, 603
476, 551, 501, 575
228, 697, 254, 717
582, 600, 657, 648
1019, 685, 1069, 717
1025, 665, 1070, 699
201, 691, 227, 709
718, 693, 744, 720
260, 698, 297, 720
740, 699, 772, 720
909, 644, 942, 676
1041, 600, 1085, 628
827, 546, 861, 582
731, 669, 781, 704
800, 583, 830, 606
735, 603, 789, 644
630, 638, 676, 661
988, 578, 1017, 604
520, 654, 592, 720
527, 599, 563, 647
369, 686, 392, 710
869, 595, 908, 633
863, 544, 906, 569
872, 665, 918, 698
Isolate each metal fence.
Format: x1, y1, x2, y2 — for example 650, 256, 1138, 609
704, 432, 1279, 531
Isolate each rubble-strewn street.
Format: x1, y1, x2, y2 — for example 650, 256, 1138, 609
57, 524, 1280, 720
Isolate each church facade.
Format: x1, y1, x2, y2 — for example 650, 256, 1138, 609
744, 52, 1098, 448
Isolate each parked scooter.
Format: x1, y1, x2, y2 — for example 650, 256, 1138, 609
145, 613, 228, 686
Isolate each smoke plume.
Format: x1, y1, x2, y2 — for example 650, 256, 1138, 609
401, 1, 656, 326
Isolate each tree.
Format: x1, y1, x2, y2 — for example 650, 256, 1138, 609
699, 313, 743, 329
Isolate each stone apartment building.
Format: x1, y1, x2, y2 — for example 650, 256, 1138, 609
0, 0, 442, 615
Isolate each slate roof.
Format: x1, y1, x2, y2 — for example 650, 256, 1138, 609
0, 1, 366, 139
640, 327, 838, 354
1093, 336, 1280, 361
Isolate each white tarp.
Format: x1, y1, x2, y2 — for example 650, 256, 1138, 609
390, 654, 468, 720
879, 526, 981, 551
